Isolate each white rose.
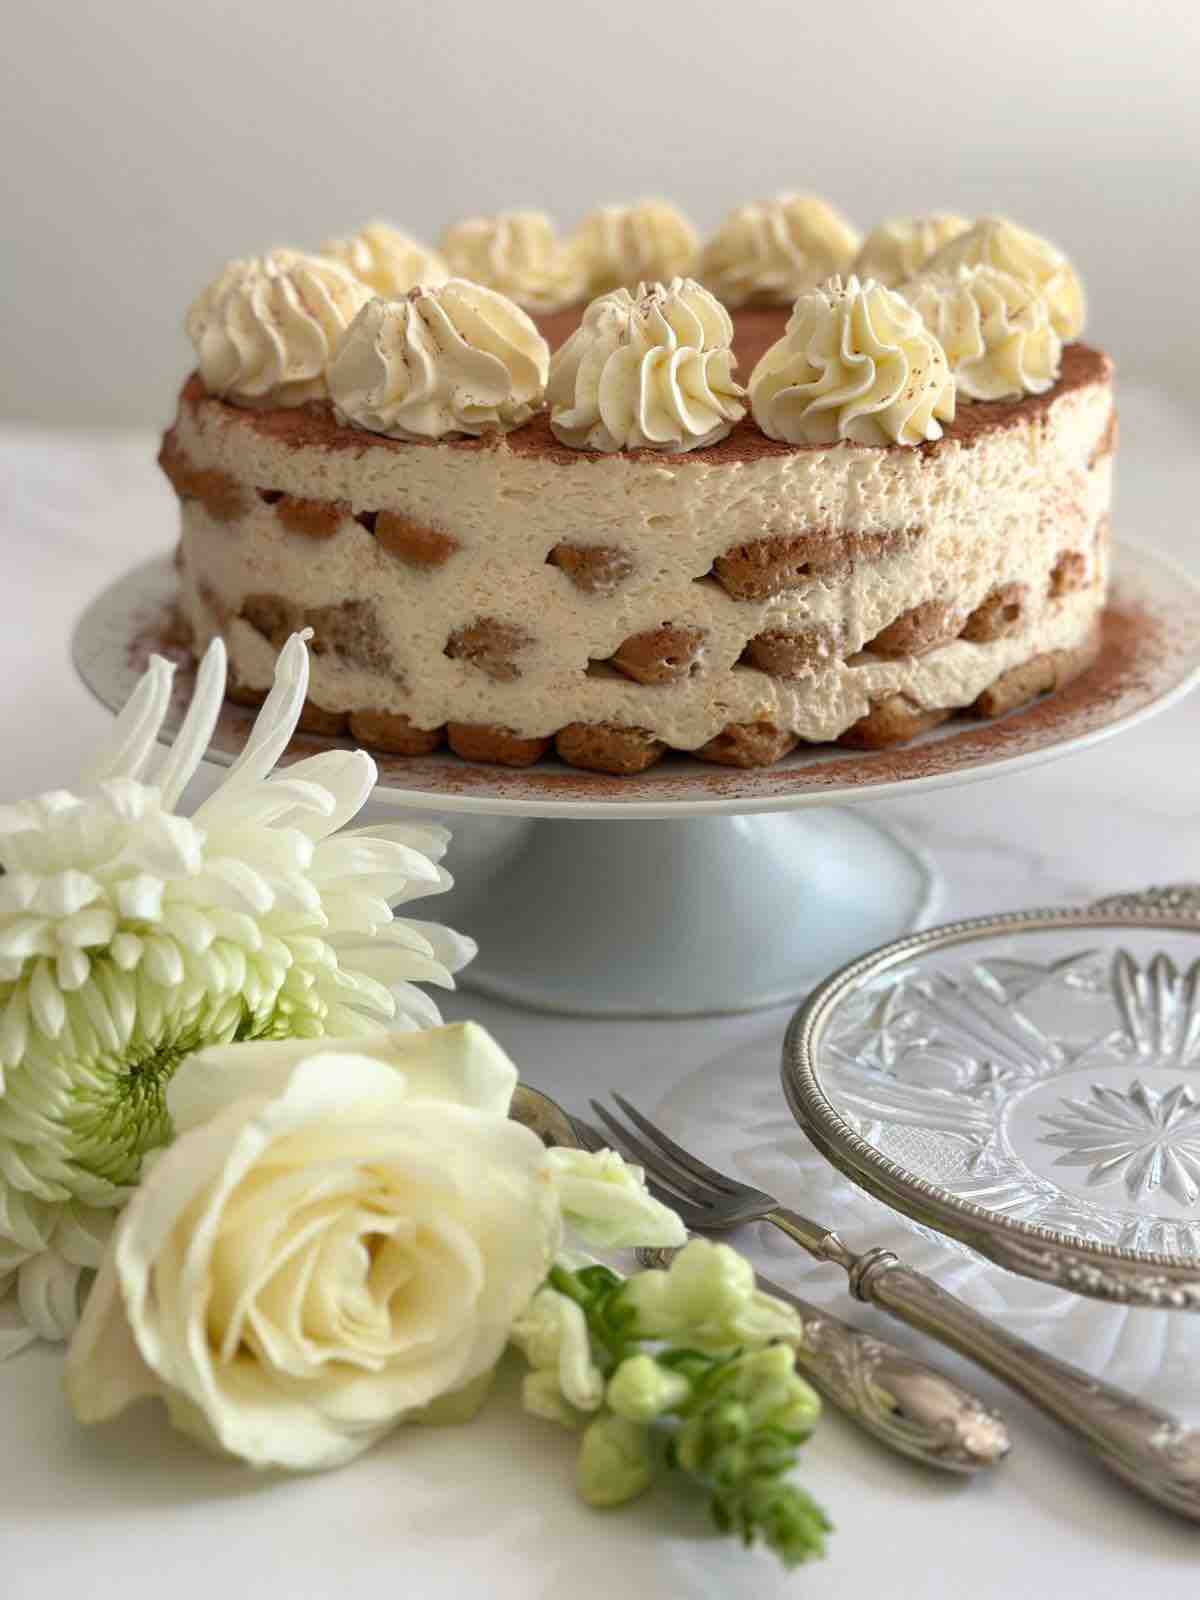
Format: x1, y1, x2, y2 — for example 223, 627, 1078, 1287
64, 1024, 559, 1470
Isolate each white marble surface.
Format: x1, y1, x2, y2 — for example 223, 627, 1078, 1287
2, 403, 1199, 1599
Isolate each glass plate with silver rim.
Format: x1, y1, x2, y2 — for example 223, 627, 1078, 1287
782, 909, 1200, 1310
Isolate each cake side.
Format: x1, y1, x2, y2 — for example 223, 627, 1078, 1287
170, 346, 1114, 763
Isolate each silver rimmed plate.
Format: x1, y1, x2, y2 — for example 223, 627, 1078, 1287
783, 911, 1200, 1309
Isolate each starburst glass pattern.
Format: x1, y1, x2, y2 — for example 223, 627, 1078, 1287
816, 940, 1200, 1262
0, 632, 475, 1355
1040, 1081, 1200, 1207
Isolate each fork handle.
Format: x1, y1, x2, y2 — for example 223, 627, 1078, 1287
755, 1271, 1010, 1473
849, 1248, 1200, 1521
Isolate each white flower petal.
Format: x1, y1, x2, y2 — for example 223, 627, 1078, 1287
115, 874, 164, 922
153, 637, 228, 810
29, 959, 67, 1038
32, 870, 102, 917
0, 874, 38, 915
17, 1248, 85, 1341
205, 908, 264, 951
350, 821, 453, 862
109, 930, 143, 970
159, 903, 215, 954
341, 946, 456, 990
263, 751, 375, 839
202, 859, 276, 914
393, 918, 478, 975
54, 1206, 114, 1270
220, 632, 310, 793
120, 812, 204, 878
59, 905, 118, 949
0, 988, 29, 1070
387, 980, 446, 1031
310, 837, 444, 887
0, 917, 53, 961
82, 654, 176, 788
387, 865, 454, 906
200, 779, 336, 833
143, 935, 185, 988
55, 946, 91, 992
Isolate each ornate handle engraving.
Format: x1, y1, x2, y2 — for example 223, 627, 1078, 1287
852, 1251, 1200, 1520
758, 1271, 1010, 1473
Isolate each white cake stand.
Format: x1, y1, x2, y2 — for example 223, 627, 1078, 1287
72, 544, 1200, 1016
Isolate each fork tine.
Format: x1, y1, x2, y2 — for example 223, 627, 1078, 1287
575, 1114, 712, 1228
588, 1100, 719, 1209
637, 1180, 711, 1232
609, 1092, 742, 1196
570, 1117, 608, 1153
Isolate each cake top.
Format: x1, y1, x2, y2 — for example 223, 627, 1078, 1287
183, 198, 1090, 451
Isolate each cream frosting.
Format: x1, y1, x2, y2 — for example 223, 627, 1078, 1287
852, 214, 970, 287
901, 266, 1062, 401
439, 211, 586, 313
698, 194, 860, 307
327, 280, 549, 441
570, 199, 699, 295
750, 275, 955, 447
547, 278, 746, 453
925, 216, 1085, 339
320, 221, 448, 297
186, 249, 371, 407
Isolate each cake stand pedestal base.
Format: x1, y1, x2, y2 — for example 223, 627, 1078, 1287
432, 808, 935, 1017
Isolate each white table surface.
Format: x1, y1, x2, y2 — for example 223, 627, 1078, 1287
2, 396, 1199, 1599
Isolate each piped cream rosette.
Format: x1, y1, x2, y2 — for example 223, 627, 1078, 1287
439, 210, 586, 313
900, 265, 1062, 400
698, 194, 860, 307
570, 199, 699, 296
321, 220, 449, 297
852, 214, 970, 287
749, 275, 955, 447
547, 278, 746, 453
328, 280, 550, 441
924, 216, 1085, 339
186, 249, 371, 407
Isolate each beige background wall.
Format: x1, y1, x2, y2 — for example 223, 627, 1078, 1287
2, 0, 1197, 426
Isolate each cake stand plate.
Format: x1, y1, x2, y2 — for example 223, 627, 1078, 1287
72, 543, 1200, 1015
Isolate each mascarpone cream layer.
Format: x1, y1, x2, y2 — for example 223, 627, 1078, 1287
173, 366, 1112, 749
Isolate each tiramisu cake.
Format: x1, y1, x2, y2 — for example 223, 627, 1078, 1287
164, 199, 1114, 773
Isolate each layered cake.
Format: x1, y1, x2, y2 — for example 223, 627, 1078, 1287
165, 202, 1114, 774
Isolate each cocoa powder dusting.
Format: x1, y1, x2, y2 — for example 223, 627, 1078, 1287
177, 343, 1111, 471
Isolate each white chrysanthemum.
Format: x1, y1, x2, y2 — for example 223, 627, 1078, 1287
0, 632, 475, 1356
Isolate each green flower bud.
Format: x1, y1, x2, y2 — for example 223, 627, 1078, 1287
620, 1239, 755, 1340
576, 1413, 656, 1507
726, 1345, 822, 1439
617, 1239, 806, 1353
731, 1477, 833, 1568
606, 1354, 692, 1423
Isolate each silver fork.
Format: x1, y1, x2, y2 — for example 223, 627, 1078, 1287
569, 1117, 1009, 1473
588, 1094, 1200, 1524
